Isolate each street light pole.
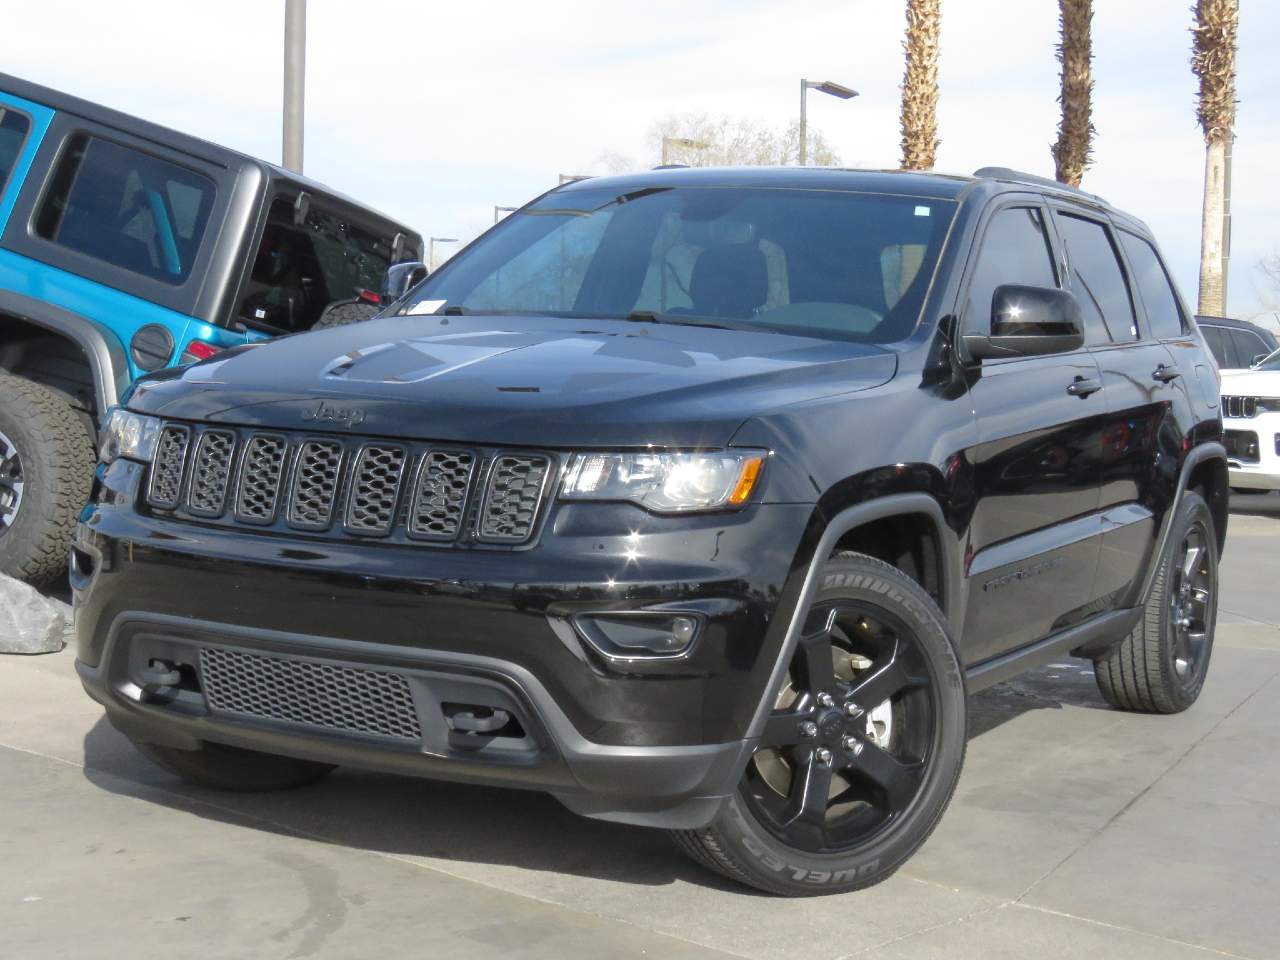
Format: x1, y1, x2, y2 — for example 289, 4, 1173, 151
798, 78, 858, 166
282, 0, 306, 173
428, 237, 458, 271
494, 205, 518, 224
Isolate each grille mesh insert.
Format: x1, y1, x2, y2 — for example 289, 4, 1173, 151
408, 451, 475, 540
235, 434, 289, 523
289, 440, 344, 529
147, 425, 191, 509
186, 430, 235, 517
479, 455, 550, 543
198, 646, 421, 741
346, 444, 407, 534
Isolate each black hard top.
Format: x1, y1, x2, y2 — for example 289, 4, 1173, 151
0, 71, 417, 236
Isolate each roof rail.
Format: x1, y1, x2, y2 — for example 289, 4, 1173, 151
972, 166, 1107, 205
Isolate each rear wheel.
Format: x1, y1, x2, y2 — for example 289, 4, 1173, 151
0, 373, 96, 587
1095, 490, 1218, 713
672, 553, 966, 895
131, 738, 335, 792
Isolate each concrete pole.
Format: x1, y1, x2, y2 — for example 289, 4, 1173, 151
283, 0, 306, 173
798, 78, 808, 166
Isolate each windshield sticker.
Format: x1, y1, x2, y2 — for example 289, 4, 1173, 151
407, 299, 447, 316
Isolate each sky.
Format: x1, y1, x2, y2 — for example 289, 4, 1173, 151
3, 0, 1277, 325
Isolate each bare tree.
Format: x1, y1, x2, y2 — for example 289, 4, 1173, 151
899, 0, 941, 171
1051, 0, 1095, 187
648, 113, 840, 168
1191, 0, 1239, 316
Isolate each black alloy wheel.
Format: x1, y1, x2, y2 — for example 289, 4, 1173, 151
743, 600, 935, 854
1168, 519, 1214, 687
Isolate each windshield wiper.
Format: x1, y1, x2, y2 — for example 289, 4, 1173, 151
624, 310, 734, 331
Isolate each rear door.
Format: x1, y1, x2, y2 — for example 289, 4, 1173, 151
960, 200, 1105, 665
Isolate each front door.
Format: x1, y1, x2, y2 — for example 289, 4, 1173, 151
960, 202, 1106, 665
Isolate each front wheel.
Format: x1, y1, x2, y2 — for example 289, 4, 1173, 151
673, 552, 967, 895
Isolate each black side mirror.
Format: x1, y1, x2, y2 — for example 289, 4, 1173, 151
381, 260, 428, 304
963, 284, 1085, 360
1252, 354, 1268, 367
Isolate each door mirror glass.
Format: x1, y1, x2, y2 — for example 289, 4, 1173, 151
963, 284, 1085, 360
381, 260, 428, 304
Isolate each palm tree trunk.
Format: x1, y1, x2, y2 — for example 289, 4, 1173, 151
1051, 0, 1095, 188
1191, 0, 1238, 317
900, 0, 941, 171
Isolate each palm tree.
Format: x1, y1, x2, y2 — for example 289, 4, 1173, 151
1051, 0, 1095, 187
899, 0, 940, 171
1191, 0, 1238, 316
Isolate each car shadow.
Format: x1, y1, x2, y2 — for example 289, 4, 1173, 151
78, 658, 1115, 891
1227, 492, 1280, 517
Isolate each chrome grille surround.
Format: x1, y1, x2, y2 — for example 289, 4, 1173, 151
186, 429, 236, 517
288, 439, 344, 530
478, 454, 551, 543
234, 434, 289, 524
408, 450, 476, 540
198, 645, 421, 741
345, 444, 407, 535
1222, 395, 1261, 419
146, 425, 191, 509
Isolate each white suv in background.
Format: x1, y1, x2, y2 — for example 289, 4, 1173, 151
1222, 349, 1280, 492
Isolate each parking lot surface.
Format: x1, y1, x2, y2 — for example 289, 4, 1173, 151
2, 501, 1278, 959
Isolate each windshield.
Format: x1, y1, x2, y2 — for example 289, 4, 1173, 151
402, 186, 957, 343
1253, 347, 1280, 371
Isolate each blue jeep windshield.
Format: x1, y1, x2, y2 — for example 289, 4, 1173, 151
403, 186, 956, 343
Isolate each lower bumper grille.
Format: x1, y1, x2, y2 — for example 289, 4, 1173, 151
198, 646, 421, 742
1224, 429, 1260, 464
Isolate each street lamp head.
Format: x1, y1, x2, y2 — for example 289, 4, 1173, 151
430, 237, 458, 244
812, 80, 858, 100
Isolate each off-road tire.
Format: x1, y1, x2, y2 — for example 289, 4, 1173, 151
1094, 490, 1218, 713
0, 373, 96, 587
312, 300, 381, 330
132, 739, 335, 792
672, 552, 967, 896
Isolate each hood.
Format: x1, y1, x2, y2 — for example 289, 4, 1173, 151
1220, 368, 1280, 399
127, 314, 897, 447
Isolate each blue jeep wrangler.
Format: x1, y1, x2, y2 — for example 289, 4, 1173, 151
0, 73, 423, 585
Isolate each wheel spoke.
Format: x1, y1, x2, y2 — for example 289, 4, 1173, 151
761, 708, 813, 748
796, 609, 838, 696
848, 740, 923, 809
779, 750, 833, 848
846, 651, 919, 711
1182, 543, 1203, 581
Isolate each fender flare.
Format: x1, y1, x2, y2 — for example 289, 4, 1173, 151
744, 493, 963, 740
1136, 441, 1228, 605
0, 289, 129, 416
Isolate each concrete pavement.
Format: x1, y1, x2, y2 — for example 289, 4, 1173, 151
1, 501, 1278, 959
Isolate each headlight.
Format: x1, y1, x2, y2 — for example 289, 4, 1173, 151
98, 408, 161, 465
560, 450, 766, 512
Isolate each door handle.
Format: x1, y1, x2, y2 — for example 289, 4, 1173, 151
1152, 364, 1181, 383
1066, 376, 1102, 398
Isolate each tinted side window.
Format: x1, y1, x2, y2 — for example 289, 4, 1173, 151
0, 108, 32, 195
966, 206, 1058, 333
1230, 329, 1267, 367
34, 134, 215, 285
1057, 213, 1137, 344
1118, 231, 1187, 340
1200, 325, 1228, 367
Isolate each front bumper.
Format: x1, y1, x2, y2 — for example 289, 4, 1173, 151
1224, 411, 1280, 491
73, 460, 813, 828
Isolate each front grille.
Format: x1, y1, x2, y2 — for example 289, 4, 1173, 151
187, 430, 236, 517
146, 425, 190, 509
346, 444, 407, 534
479, 455, 551, 542
1225, 429, 1260, 463
144, 421, 553, 548
1223, 395, 1261, 419
198, 646, 421, 741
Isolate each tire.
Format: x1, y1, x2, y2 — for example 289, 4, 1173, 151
312, 300, 381, 331
1094, 490, 1218, 714
672, 552, 967, 896
0, 373, 96, 587
131, 738, 335, 792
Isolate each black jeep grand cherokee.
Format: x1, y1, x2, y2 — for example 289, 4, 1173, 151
74, 166, 1227, 896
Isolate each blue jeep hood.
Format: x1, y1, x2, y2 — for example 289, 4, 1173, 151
128, 314, 897, 447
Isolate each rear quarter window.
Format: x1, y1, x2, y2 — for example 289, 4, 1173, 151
33, 133, 215, 285
1117, 231, 1188, 340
